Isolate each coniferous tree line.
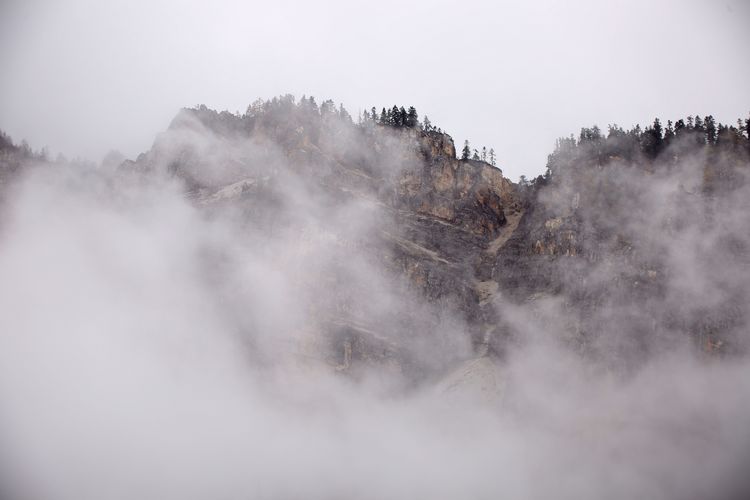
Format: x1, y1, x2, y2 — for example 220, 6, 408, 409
0, 130, 57, 184
360, 105, 419, 129
461, 139, 497, 167
543, 113, 750, 188
0, 130, 49, 161
3, 94, 510, 177
243, 95, 506, 166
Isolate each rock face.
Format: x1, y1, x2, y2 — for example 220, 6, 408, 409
125, 103, 523, 376
490, 138, 750, 363
123, 102, 750, 376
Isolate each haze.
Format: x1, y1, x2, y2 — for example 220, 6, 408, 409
1, 2, 750, 499
1, 0, 748, 180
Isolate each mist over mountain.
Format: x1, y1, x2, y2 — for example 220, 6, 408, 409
0, 97, 749, 500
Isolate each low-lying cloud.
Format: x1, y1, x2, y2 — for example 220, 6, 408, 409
0, 113, 749, 500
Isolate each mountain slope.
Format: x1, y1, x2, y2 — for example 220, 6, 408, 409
122, 100, 750, 376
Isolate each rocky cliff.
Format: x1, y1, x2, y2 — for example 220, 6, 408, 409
116, 101, 750, 375
121, 102, 523, 377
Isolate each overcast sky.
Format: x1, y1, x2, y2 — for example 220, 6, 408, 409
1, 0, 748, 180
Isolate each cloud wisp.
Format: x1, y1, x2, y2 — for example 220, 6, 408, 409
0, 105, 749, 500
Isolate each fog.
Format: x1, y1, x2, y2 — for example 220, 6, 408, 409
1, 0, 749, 497
0, 106, 749, 500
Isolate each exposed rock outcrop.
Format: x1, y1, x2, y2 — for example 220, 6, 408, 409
120, 102, 750, 374
124, 103, 521, 378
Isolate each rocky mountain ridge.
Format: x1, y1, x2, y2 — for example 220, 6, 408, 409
126, 102, 522, 376
118, 101, 750, 374
3, 100, 748, 379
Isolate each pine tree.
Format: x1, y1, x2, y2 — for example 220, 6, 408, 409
489, 148, 496, 166
642, 118, 664, 159
338, 103, 352, 123
461, 140, 471, 160
481, 146, 487, 162
391, 105, 400, 126
472, 149, 480, 161
320, 99, 335, 115
307, 96, 319, 114
380, 108, 387, 125
704, 115, 717, 145
694, 115, 704, 131
716, 124, 732, 147
423, 116, 432, 131
406, 106, 418, 128
664, 120, 675, 144
675, 119, 686, 135
693, 116, 706, 147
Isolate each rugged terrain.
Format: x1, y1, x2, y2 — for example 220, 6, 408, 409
114, 99, 750, 378
119, 101, 520, 379
2, 100, 750, 500
2, 100, 749, 382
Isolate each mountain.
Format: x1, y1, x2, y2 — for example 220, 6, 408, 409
119, 98, 518, 380
117, 98, 750, 377
2, 99, 750, 500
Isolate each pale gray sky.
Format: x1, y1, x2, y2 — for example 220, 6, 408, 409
1, 0, 748, 180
